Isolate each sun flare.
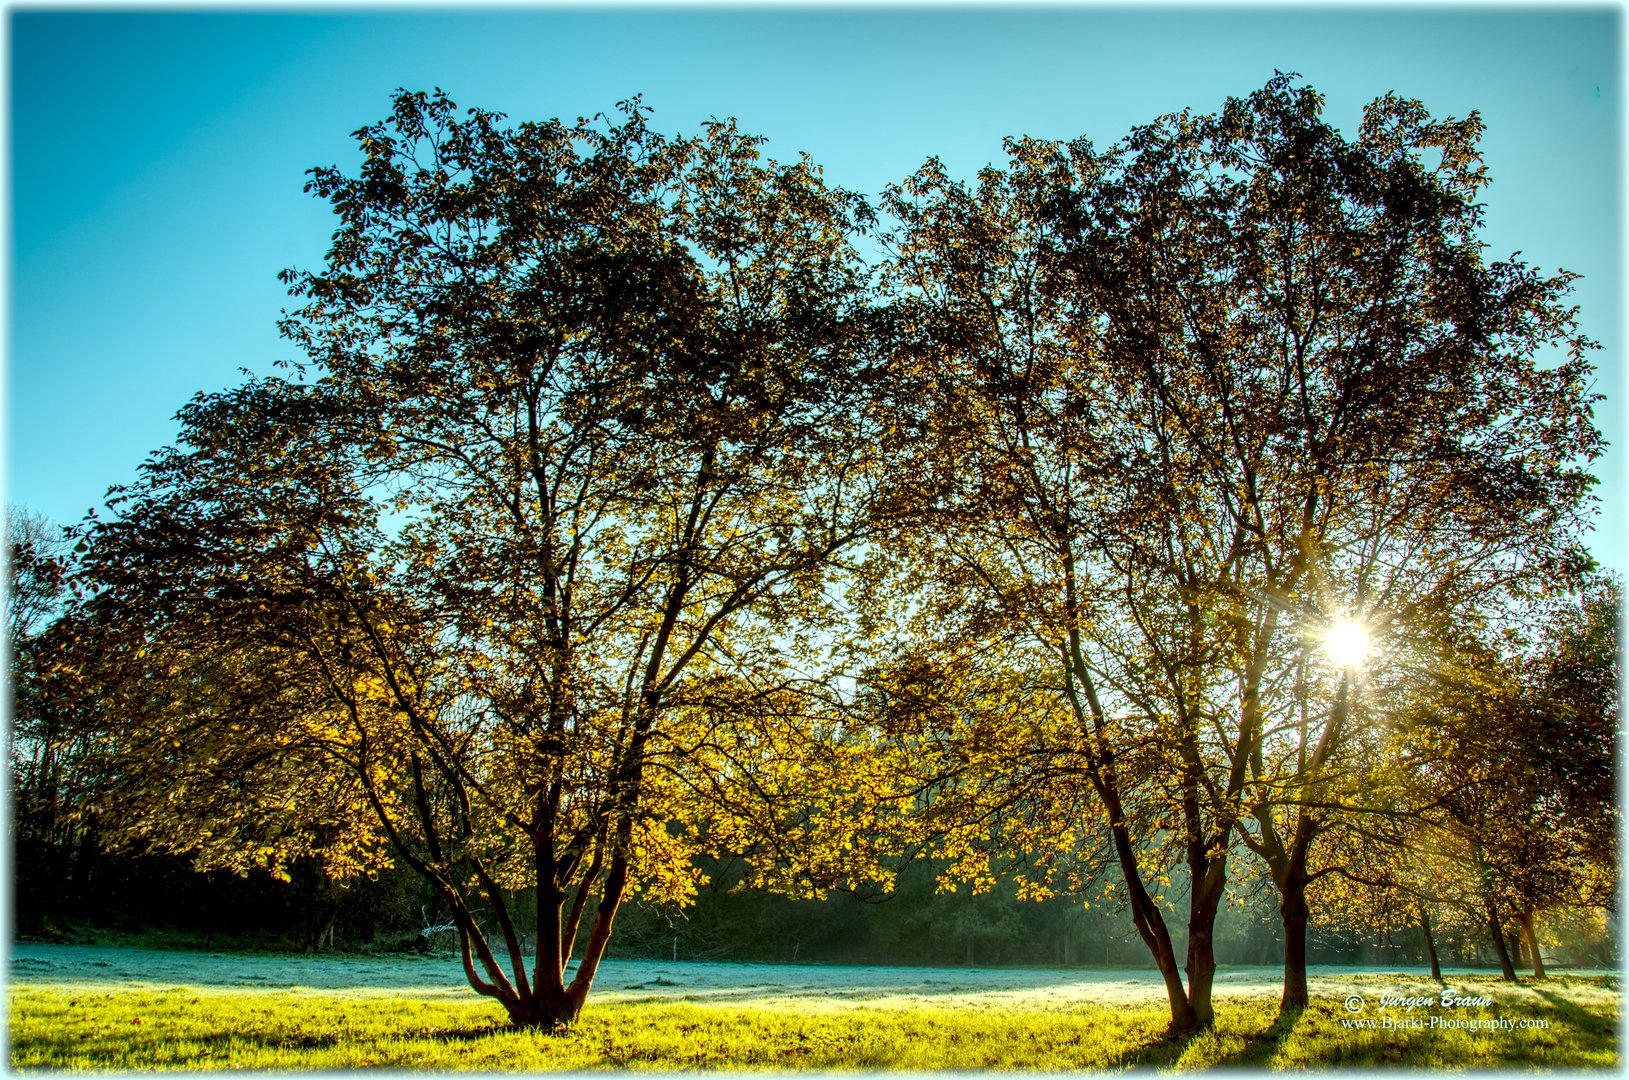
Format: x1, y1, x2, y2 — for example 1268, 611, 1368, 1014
1322, 620, 1371, 669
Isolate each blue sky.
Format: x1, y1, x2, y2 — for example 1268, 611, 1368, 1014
7, 6, 1623, 571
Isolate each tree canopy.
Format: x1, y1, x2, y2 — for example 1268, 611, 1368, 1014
33, 77, 1611, 1035
67, 91, 894, 1029
865, 73, 1602, 1030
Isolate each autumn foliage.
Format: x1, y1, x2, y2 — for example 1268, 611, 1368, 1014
14, 77, 1613, 1033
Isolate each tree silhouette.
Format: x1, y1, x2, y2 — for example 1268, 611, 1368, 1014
68, 91, 887, 1029
874, 74, 1602, 1028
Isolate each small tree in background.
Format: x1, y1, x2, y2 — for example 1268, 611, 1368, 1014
1359, 577, 1619, 981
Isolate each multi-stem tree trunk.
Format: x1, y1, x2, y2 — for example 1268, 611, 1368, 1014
364, 696, 652, 1033
1104, 803, 1197, 1034
1089, 782, 1233, 1036
1065, 626, 1201, 1036
443, 842, 634, 1031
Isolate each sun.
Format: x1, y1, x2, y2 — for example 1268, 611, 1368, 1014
1322, 620, 1371, 669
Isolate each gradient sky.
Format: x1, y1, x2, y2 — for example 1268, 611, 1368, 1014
7, 5, 1624, 571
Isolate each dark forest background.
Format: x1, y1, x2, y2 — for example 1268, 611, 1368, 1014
15, 838, 1611, 971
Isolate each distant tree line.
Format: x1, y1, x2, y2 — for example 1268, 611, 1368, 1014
14, 809, 1608, 976
6, 75, 1616, 1034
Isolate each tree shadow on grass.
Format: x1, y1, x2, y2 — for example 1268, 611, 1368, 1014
53, 1027, 348, 1067
139, 1021, 510, 1064
1101, 1026, 1198, 1071
1211, 1006, 1305, 1068
419, 1022, 512, 1043
1531, 987, 1617, 1039
1102, 1008, 1303, 1071
143, 1020, 509, 1057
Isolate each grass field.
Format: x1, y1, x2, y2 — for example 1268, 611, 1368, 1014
7, 947, 1619, 1070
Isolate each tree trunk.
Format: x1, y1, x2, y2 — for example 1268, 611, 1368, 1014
1418, 900, 1442, 982
534, 880, 568, 998
1485, 899, 1517, 982
1062, 639, 1194, 1035
1260, 672, 1344, 1019
1280, 871, 1311, 1012
1185, 914, 1219, 1029
505, 986, 587, 1030
495, 858, 629, 1030
562, 851, 630, 1008
1147, 920, 1198, 1036
1106, 817, 1195, 1035
1184, 851, 1228, 1030
1519, 910, 1546, 980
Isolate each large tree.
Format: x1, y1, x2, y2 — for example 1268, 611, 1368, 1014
875, 74, 1601, 1029
1070, 76, 1601, 1012
70, 91, 889, 1029
879, 130, 1263, 1034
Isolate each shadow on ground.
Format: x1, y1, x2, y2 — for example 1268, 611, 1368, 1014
1215, 1006, 1304, 1068
1097, 1008, 1305, 1071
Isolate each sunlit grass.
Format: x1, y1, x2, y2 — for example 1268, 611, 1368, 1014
9, 974, 1616, 1070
